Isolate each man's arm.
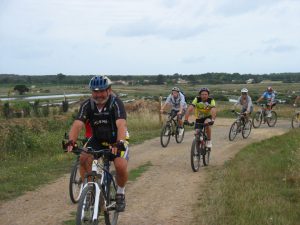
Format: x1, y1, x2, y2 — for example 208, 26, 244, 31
116, 118, 127, 142
67, 120, 85, 151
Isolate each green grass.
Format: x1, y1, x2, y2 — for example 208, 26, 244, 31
195, 129, 300, 225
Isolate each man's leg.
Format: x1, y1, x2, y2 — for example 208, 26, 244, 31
79, 152, 93, 181
114, 157, 128, 212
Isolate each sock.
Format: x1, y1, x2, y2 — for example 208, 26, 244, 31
117, 186, 125, 194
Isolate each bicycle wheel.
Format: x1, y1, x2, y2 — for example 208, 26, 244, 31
76, 184, 97, 225
160, 124, 171, 148
202, 146, 210, 166
228, 122, 239, 141
190, 139, 200, 172
104, 172, 119, 225
267, 111, 277, 127
69, 160, 83, 203
291, 112, 300, 128
252, 112, 262, 128
175, 126, 185, 143
242, 120, 252, 139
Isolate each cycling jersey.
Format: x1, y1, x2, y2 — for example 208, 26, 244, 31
165, 92, 187, 111
192, 97, 216, 118
236, 95, 253, 113
76, 95, 126, 144
262, 92, 275, 103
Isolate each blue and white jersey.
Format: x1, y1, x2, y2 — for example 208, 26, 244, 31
165, 92, 187, 111
262, 92, 275, 103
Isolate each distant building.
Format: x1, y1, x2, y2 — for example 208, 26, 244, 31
246, 79, 254, 84
177, 78, 188, 84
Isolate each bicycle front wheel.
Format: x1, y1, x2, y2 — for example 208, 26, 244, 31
105, 172, 119, 225
160, 124, 171, 148
202, 146, 210, 166
69, 160, 83, 203
291, 112, 300, 128
190, 139, 200, 172
252, 112, 262, 128
228, 122, 238, 141
175, 126, 185, 143
267, 111, 277, 127
76, 184, 97, 225
242, 120, 252, 139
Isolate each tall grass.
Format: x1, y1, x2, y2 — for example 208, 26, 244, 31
0, 108, 162, 201
195, 129, 300, 225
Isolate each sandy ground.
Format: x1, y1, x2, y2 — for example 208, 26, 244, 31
0, 118, 290, 225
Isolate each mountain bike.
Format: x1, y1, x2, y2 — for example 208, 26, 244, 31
252, 103, 277, 128
68, 147, 119, 225
228, 111, 252, 141
291, 108, 300, 128
62, 134, 88, 204
190, 120, 211, 172
160, 111, 185, 148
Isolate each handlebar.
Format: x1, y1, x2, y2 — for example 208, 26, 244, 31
64, 146, 117, 160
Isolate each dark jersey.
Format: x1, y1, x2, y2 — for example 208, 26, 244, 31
76, 95, 126, 143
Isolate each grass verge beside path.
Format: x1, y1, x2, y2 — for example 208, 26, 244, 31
195, 129, 300, 225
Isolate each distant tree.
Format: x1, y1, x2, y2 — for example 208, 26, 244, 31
57, 73, 66, 83
156, 74, 166, 84
14, 84, 29, 95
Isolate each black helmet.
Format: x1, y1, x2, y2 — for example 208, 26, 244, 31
199, 87, 210, 95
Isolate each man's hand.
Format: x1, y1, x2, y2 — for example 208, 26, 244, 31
66, 140, 76, 152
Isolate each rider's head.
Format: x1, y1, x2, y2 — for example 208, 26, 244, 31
89, 75, 112, 104
199, 87, 210, 100
241, 88, 248, 96
171, 87, 180, 98
267, 86, 273, 93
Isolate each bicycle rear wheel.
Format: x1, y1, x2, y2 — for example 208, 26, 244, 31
69, 160, 83, 203
228, 122, 238, 141
242, 120, 252, 139
190, 139, 200, 172
104, 172, 119, 225
175, 126, 185, 143
267, 111, 277, 127
291, 112, 300, 128
76, 184, 97, 225
252, 112, 262, 128
160, 124, 171, 148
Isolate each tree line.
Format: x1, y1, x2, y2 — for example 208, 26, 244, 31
1, 72, 300, 85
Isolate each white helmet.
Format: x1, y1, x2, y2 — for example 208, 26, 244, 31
241, 88, 248, 93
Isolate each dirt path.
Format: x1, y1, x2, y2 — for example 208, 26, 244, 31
0, 118, 290, 225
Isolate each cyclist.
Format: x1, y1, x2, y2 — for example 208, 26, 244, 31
184, 87, 216, 148
234, 88, 253, 121
293, 95, 300, 107
256, 86, 276, 117
67, 75, 128, 212
160, 87, 187, 135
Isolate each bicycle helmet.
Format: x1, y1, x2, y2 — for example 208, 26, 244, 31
199, 87, 210, 95
241, 88, 248, 93
172, 87, 180, 92
89, 75, 112, 91
267, 86, 273, 92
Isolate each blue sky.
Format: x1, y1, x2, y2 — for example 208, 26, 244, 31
0, 0, 299, 75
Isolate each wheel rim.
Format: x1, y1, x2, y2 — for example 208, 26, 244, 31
160, 124, 171, 147
175, 126, 185, 143
191, 139, 200, 172
252, 112, 262, 128
242, 120, 252, 138
229, 122, 238, 141
267, 111, 277, 127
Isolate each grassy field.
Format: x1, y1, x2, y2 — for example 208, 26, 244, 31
194, 129, 300, 225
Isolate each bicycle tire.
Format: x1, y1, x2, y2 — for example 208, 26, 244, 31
291, 112, 300, 128
76, 184, 97, 225
252, 112, 262, 128
228, 121, 238, 141
104, 172, 119, 225
201, 143, 209, 166
242, 120, 252, 139
175, 126, 185, 143
69, 160, 83, 204
160, 124, 171, 148
267, 111, 277, 127
190, 139, 200, 172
